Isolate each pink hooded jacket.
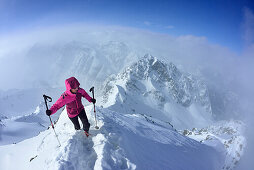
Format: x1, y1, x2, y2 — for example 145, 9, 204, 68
49, 77, 92, 118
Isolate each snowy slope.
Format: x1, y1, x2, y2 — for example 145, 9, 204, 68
0, 105, 224, 170
0, 101, 64, 145
101, 54, 213, 129
180, 120, 246, 170
0, 87, 65, 146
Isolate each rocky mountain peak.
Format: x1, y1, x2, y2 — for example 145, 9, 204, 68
102, 55, 212, 129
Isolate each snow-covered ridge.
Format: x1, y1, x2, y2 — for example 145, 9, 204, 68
102, 54, 212, 129
0, 106, 224, 170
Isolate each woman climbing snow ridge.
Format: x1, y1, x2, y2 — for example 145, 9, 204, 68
45, 77, 96, 136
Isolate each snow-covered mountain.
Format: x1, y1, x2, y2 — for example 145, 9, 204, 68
0, 53, 246, 170
0, 106, 224, 170
101, 54, 213, 129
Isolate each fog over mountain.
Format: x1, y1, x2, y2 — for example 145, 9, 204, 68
0, 24, 253, 169
1, 25, 251, 117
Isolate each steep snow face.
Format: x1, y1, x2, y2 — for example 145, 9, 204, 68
102, 55, 212, 129
0, 106, 224, 170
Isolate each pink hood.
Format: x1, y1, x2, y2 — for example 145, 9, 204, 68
65, 77, 80, 92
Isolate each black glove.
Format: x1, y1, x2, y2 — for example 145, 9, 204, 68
46, 110, 52, 116
91, 98, 96, 104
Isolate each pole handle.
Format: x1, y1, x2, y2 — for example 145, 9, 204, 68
89, 87, 95, 112
43, 94, 52, 110
43, 94, 54, 128
89, 87, 95, 99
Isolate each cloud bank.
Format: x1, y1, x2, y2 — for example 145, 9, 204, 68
234, 7, 254, 169
0, 24, 252, 115
0, 24, 239, 88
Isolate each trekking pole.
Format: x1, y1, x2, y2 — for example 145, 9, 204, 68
89, 87, 99, 129
43, 94, 61, 147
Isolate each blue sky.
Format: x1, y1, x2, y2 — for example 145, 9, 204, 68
0, 0, 254, 53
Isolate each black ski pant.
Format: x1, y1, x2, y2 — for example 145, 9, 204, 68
69, 109, 90, 132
